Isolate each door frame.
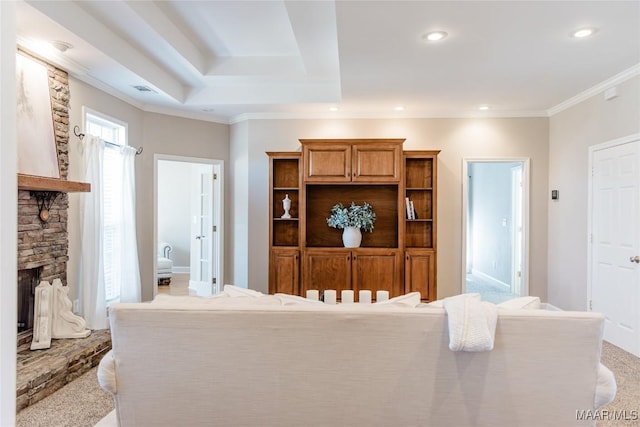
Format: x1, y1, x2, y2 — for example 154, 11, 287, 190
510, 164, 524, 295
153, 154, 224, 297
587, 133, 640, 309
461, 157, 531, 296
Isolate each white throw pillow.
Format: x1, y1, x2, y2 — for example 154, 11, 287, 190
151, 293, 228, 304
594, 363, 617, 409
421, 299, 443, 308
222, 284, 266, 298
374, 292, 421, 307
275, 293, 324, 306
497, 296, 541, 310
420, 293, 481, 309
209, 296, 282, 306
97, 350, 117, 394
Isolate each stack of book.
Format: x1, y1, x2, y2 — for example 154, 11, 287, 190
405, 197, 417, 219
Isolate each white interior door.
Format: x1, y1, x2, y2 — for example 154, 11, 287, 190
189, 166, 213, 296
590, 137, 640, 356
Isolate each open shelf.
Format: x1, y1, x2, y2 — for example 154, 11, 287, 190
405, 158, 433, 188
273, 189, 299, 219
406, 221, 433, 248
305, 184, 398, 248
269, 154, 301, 248
273, 221, 299, 246
273, 159, 300, 188
405, 189, 432, 220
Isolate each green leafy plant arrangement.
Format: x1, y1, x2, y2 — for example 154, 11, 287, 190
326, 202, 376, 232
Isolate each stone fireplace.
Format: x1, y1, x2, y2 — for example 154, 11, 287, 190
16, 50, 71, 344
16, 189, 70, 346
16, 52, 111, 412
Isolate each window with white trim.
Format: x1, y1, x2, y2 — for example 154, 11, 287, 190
85, 111, 127, 302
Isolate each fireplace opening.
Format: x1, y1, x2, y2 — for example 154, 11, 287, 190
17, 267, 41, 333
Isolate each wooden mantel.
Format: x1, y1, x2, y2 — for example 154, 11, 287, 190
17, 174, 91, 192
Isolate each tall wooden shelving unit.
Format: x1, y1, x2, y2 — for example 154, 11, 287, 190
403, 151, 438, 301
268, 140, 439, 301
267, 152, 301, 295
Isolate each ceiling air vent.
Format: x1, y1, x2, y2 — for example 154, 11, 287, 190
132, 85, 156, 93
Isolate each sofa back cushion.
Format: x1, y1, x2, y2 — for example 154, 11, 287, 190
108, 304, 604, 427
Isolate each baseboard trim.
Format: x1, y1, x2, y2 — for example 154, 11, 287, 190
172, 266, 189, 274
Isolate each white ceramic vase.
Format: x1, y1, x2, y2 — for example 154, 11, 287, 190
342, 226, 362, 248
281, 194, 291, 218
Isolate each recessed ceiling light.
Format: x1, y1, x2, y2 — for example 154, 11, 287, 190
479, 105, 490, 111
394, 106, 405, 111
50, 40, 73, 52
329, 106, 339, 112
570, 27, 598, 38
422, 31, 448, 42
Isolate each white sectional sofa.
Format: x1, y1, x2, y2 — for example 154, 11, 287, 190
97, 290, 615, 427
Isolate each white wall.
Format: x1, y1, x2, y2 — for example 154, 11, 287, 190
231, 117, 549, 301
0, 2, 17, 423
67, 78, 230, 302
548, 75, 640, 310
229, 121, 249, 287
157, 160, 192, 268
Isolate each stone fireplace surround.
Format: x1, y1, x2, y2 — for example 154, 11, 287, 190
16, 51, 111, 411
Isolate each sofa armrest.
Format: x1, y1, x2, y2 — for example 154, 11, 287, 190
97, 349, 117, 395
158, 242, 172, 259
595, 363, 616, 409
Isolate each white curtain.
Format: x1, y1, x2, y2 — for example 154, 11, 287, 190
79, 135, 106, 330
79, 137, 141, 330
117, 145, 141, 303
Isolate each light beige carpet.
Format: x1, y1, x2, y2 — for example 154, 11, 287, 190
16, 366, 114, 427
598, 341, 640, 426
15, 341, 639, 426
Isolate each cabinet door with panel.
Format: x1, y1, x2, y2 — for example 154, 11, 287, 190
269, 248, 299, 295
302, 143, 351, 182
301, 139, 402, 183
404, 249, 436, 301
352, 143, 401, 182
302, 249, 351, 295
352, 249, 403, 298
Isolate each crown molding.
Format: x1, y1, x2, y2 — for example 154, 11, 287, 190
547, 64, 640, 116
229, 109, 548, 124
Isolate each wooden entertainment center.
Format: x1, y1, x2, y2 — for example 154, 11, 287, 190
268, 139, 439, 301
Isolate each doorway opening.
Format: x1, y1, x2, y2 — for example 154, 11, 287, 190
462, 158, 530, 303
154, 155, 224, 297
